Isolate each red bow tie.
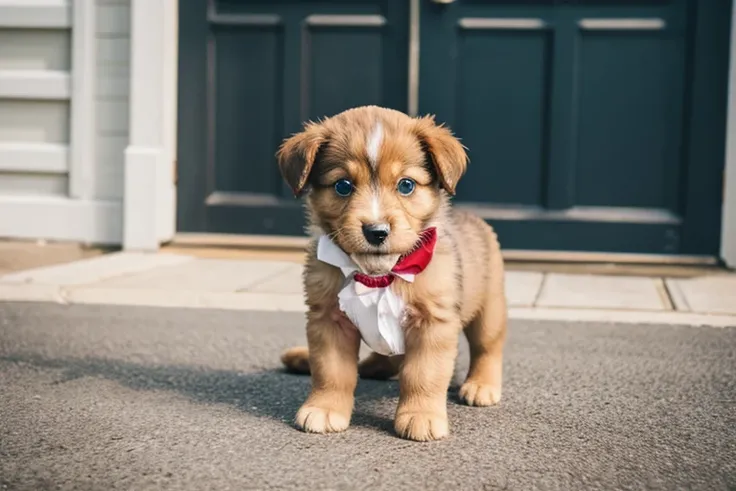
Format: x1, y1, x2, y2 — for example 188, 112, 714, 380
353, 227, 438, 288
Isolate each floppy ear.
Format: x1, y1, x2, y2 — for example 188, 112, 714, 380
412, 115, 468, 195
276, 122, 329, 197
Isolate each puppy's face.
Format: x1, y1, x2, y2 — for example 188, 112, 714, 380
277, 106, 467, 274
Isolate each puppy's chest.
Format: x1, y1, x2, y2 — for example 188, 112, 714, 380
315, 230, 454, 356
335, 279, 411, 357
336, 270, 458, 356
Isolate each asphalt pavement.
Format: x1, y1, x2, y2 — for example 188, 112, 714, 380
0, 302, 734, 490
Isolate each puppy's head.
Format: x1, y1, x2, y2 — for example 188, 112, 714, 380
276, 106, 467, 274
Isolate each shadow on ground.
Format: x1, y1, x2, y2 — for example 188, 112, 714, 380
0, 353, 420, 434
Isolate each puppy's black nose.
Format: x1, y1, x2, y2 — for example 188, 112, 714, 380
362, 223, 390, 246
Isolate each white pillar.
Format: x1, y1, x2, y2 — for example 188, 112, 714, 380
123, 0, 178, 251
721, 1, 736, 268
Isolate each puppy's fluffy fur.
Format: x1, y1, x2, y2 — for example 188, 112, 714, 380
277, 106, 507, 442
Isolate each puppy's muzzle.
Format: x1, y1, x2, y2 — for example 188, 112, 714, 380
362, 223, 390, 246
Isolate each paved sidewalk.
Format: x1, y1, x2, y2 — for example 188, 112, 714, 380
0, 239, 107, 276
0, 251, 735, 327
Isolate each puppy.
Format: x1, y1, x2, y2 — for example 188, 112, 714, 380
276, 106, 507, 442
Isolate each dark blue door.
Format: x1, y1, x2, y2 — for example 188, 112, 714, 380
178, 0, 730, 257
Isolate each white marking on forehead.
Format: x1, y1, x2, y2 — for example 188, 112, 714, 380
366, 122, 383, 168
371, 192, 381, 221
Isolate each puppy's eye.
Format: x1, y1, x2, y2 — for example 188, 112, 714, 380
397, 178, 416, 196
334, 179, 354, 197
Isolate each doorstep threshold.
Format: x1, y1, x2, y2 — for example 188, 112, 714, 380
168, 232, 725, 277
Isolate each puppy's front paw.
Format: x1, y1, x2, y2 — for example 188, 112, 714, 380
458, 381, 501, 406
295, 405, 350, 434
394, 411, 449, 442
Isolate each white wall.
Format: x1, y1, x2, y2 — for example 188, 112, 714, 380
0, 7, 72, 197
94, 0, 130, 201
0, 0, 123, 245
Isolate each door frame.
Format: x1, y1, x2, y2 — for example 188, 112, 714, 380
722, 0, 736, 267
123, 0, 178, 251
139, 0, 736, 265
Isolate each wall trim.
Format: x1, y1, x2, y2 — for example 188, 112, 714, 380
0, 196, 122, 245
162, 0, 178, 242
0, 0, 72, 29
0, 70, 70, 100
722, 0, 736, 268
0, 143, 68, 174
123, 0, 177, 250
123, 147, 164, 249
69, 0, 97, 199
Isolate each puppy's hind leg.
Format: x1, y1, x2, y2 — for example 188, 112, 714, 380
459, 254, 507, 407
281, 346, 310, 374
459, 308, 506, 406
282, 348, 403, 380
358, 352, 403, 380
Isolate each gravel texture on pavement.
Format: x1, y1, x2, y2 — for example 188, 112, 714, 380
0, 302, 734, 490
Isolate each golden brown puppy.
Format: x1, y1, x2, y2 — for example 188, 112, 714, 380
276, 105, 506, 442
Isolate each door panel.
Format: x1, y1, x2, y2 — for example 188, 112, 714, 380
574, 29, 684, 210
419, 0, 728, 255
455, 25, 551, 206
178, 0, 409, 235
212, 26, 283, 197
305, 19, 387, 121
